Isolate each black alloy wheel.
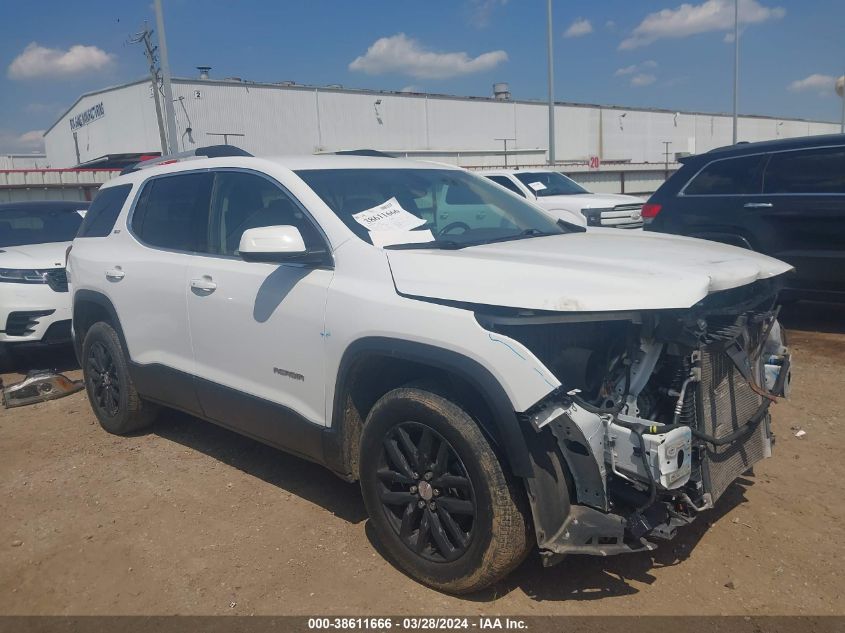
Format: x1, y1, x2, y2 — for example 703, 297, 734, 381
87, 341, 120, 417
377, 421, 476, 562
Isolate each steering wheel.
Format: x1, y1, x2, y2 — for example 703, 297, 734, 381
438, 221, 471, 237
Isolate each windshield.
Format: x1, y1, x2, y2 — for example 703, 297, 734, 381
296, 168, 577, 249
0, 204, 85, 247
514, 172, 589, 197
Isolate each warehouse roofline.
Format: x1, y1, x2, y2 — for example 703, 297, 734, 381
45, 75, 840, 137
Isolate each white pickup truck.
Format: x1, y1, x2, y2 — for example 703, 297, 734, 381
479, 168, 645, 229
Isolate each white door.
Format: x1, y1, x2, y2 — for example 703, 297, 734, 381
186, 170, 334, 429
110, 172, 214, 376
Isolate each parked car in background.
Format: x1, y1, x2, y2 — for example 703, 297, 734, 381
69, 151, 791, 594
478, 168, 645, 229
0, 200, 89, 369
643, 134, 845, 303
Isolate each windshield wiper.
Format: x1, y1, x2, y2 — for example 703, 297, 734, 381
383, 239, 466, 250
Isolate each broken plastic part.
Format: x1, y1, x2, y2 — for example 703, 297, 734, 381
1, 371, 83, 408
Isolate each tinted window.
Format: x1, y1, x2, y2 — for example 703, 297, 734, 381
132, 173, 213, 252
210, 171, 323, 256
78, 184, 132, 238
684, 155, 765, 195
486, 175, 526, 197
296, 168, 569, 248
0, 203, 84, 247
764, 147, 845, 194
513, 171, 588, 196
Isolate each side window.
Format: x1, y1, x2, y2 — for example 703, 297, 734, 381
764, 147, 845, 194
683, 155, 765, 196
132, 173, 213, 252
486, 175, 526, 197
78, 184, 132, 237
210, 171, 323, 256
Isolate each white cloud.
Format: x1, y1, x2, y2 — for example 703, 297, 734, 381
788, 74, 837, 96
615, 61, 658, 76
0, 129, 45, 153
563, 18, 593, 38
620, 0, 785, 50
630, 73, 657, 87
8, 42, 114, 79
349, 33, 508, 80
468, 0, 508, 28
605, 20, 617, 30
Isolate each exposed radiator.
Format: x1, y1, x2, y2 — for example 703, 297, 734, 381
697, 344, 769, 501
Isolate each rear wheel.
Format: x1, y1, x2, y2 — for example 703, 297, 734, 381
82, 322, 157, 434
359, 386, 531, 594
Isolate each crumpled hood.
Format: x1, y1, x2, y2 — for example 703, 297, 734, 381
387, 230, 793, 312
0, 242, 71, 269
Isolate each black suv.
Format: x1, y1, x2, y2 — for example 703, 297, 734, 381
643, 134, 845, 302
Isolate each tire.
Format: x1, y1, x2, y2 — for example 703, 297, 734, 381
359, 386, 531, 594
82, 321, 157, 435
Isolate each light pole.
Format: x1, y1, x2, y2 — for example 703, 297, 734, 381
837, 74, 845, 133
732, 0, 739, 144
546, 0, 556, 165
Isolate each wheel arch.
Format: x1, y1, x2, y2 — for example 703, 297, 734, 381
322, 337, 534, 481
72, 290, 130, 362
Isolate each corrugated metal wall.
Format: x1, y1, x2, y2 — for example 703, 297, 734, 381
44, 79, 842, 169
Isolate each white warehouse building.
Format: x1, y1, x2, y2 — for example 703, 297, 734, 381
44, 75, 840, 181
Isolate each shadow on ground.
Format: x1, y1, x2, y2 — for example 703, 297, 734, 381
152, 409, 368, 525
3, 343, 79, 375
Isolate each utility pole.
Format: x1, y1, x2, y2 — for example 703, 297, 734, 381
662, 141, 672, 180
129, 24, 168, 154
154, 0, 179, 154
494, 137, 516, 167
546, 0, 556, 165
732, 0, 739, 144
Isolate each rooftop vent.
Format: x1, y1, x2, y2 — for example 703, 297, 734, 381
197, 66, 211, 80
493, 82, 511, 101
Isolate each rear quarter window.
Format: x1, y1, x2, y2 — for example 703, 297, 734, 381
683, 154, 765, 196
764, 147, 845, 194
78, 184, 133, 237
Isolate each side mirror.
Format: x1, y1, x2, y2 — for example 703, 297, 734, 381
238, 225, 327, 265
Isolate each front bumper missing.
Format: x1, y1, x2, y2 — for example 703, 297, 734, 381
538, 505, 656, 566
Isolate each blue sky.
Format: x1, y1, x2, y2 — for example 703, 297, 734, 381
1, 0, 843, 153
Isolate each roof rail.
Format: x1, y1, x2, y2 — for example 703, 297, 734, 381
334, 149, 395, 158
120, 144, 253, 174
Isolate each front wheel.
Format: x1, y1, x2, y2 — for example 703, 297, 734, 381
82, 322, 157, 434
359, 386, 531, 594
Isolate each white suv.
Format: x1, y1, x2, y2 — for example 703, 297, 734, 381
0, 200, 89, 368
479, 168, 645, 229
69, 152, 792, 593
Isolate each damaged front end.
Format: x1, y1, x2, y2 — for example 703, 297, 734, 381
476, 279, 791, 565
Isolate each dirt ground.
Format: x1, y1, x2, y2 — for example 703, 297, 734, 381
1, 303, 843, 616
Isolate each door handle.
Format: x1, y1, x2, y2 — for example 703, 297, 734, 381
744, 202, 773, 208
105, 267, 124, 281
190, 277, 217, 292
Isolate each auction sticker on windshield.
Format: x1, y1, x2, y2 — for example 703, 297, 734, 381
352, 197, 426, 232
528, 181, 547, 191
